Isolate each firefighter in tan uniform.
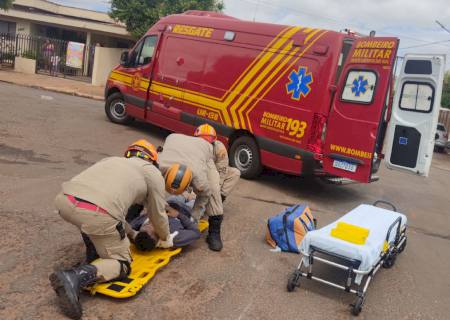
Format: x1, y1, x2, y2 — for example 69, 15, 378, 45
49, 140, 190, 320
213, 140, 240, 202
159, 124, 225, 251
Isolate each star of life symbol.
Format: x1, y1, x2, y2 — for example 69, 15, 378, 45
351, 76, 369, 96
286, 66, 313, 100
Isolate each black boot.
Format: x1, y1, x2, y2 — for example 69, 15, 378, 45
49, 264, 97, 320
81, 233, 99, 263
206, 215, 223, 251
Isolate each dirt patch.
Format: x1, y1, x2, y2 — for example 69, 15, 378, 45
0, 144, 61, 164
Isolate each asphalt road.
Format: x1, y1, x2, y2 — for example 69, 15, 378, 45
0, 82, 449, 320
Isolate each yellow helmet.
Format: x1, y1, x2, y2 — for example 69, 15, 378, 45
125, 139, 158, 163
194, 124, 217, 143
165, 164, 193, 195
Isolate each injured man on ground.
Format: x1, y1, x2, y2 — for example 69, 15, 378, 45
127, 196, 202, 251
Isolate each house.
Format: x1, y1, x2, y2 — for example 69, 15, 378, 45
0, 0, 133, 48
0, 0, 134, 84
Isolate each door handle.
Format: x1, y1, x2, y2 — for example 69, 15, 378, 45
176, 57, 184, 65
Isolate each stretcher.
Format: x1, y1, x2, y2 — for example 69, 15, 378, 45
287, 201, 407, 316
87, 220, 208, 298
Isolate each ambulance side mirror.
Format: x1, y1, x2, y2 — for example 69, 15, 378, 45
120, 51, 129, 66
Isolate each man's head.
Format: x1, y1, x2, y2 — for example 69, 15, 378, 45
194, 124, 217, 144
165, 163, 193, 195
135, 223, 157, 251
135, 232, 157, 251
125, 139, 158, 165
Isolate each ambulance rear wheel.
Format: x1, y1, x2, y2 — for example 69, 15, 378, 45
229, 136, 262, 179
105, 92, 133, 124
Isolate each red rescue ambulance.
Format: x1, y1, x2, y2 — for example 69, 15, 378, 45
105, 11, 445, 182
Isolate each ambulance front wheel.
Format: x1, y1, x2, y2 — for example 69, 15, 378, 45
105, 92, 134, 124
229, 136, 262, 179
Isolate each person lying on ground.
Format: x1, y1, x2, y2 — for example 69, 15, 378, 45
130, 201, 201, 250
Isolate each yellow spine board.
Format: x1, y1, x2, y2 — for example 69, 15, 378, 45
87, 220, 209, 298
330, 222, 370, 245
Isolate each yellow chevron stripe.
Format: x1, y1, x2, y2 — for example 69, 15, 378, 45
236, 40, 297, 129
304, 28, 321, 44
238, 46, 301, 129
245, 30, 329, 132
228, 26, 301, 127
223, 26, 293, 99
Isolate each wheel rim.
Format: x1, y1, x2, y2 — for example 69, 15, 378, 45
110, 99, 127, 120
234, 145, 253, 171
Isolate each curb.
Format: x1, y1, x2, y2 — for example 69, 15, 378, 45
0, 79, 104, 101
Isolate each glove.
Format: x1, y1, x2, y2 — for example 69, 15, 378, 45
134, 231, 156, 251
156, 231, 179, 248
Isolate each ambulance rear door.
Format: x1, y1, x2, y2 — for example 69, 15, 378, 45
384, 54, 446, 176
322, 37, 399, 183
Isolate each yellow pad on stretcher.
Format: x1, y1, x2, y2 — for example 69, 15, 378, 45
330, 222, 370, 245
87, 220, 208, 298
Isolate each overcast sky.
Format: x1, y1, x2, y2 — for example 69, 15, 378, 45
52, 0, 450, 67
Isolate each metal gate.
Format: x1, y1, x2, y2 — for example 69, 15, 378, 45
0, 33, 16, 67
0, 33, 94, 82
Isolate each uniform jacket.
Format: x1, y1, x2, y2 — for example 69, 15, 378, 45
62, 156, 169, 239
159, 134, 215, 218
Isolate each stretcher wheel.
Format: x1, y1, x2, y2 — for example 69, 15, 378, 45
287, 270, 301, 292
397, 238, 407, 254
382, 252, 397, 269
351, 296, 364, 316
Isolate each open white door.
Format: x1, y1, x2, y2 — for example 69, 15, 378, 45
385, 54, 446, 176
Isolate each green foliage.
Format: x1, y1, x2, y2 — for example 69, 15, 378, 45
21, 50, 37, 60
0, 0, 13, 10
442, 71, 450, 109
110, 0, 224, 39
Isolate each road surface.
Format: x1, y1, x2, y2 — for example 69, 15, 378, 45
0, 83, 449, 319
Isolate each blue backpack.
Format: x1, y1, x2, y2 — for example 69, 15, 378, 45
266, 204, 316, 253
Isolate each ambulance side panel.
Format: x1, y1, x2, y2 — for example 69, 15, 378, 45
147, 24, 342, 175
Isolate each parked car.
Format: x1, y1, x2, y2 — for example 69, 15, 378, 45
435, 123, 448, 152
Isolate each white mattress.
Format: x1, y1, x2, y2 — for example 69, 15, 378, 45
300, 204, 407, 284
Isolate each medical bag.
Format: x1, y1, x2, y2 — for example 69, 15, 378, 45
266, 204, 316, 253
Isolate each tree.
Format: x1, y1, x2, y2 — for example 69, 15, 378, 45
442, 71, 450, 109
110, 0, 224, 39
0, 0, 13, 10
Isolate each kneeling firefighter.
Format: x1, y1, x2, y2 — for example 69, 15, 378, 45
159, 124, 225, 252
49, 140, 188, 320
212, 139, 240, 203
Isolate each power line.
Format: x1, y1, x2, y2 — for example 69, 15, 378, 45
436, 20, 450, 34
399, 39, 450, 50
231, 0, 450, 49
